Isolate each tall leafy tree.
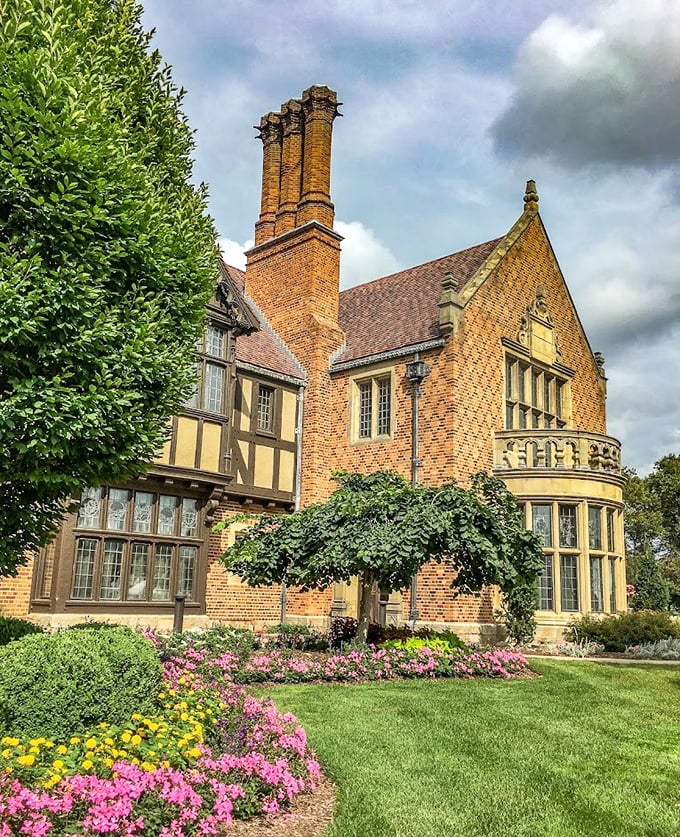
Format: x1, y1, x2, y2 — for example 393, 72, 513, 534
219, 470, 544, 644
0, 0, 218, 574
623, 457, 680, 610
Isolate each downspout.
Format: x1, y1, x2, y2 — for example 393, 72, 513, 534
406, 353, 430, 629
280, 380, 305, 624
409, 356, 420, 629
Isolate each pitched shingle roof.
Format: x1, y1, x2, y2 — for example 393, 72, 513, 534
334, 238, 502, 365
223, 263, 305, 382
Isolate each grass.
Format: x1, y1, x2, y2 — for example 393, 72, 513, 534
258, 661, 680, 836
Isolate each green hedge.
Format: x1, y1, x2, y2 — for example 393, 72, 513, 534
0, 615, 44, 646
569, 611, 680, 652
0, 626, 162, 738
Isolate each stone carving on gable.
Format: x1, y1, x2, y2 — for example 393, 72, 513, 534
517, 285, 562, 365
215, 274, 259, 335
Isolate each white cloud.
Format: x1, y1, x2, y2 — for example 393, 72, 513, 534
335, 221, 403, 287
493, 0, 680, 167
218, 237, 253, 271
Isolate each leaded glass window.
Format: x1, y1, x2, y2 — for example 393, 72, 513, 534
609, 557, 617, 612
152, 545, 173, 601
590, 556, 604, 612
588, 506, 602, 551
560, 554, 579, 612
355, 375, 392, 440
203, 362, 224, 412
107, 489, 129, 531
538, 553, 554, 610
72, 539, 97, 599
77, 488, 102, 529
532, 505, 552, 547
128, 544, 149, 601
100, 540, 123, 600
558, 505, 578, 548
181, 498, 199, 538
178, 546, 197, 599
70, 486, 203, 604
377, 378, 391, 436
607, 509, 615, 553
205, 325, 226, 358
257, 385, 275, 432
505, 355, 568, 430
358, 382, 372, 438
133, 492, 153, 534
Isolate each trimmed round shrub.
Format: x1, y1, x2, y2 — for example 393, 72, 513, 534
0, 615, 44, 646
0, 626, 162, 738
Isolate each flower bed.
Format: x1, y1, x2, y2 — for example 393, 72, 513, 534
156, 636, 530, 687
0, 655, 320, 835
0, 628, 530, 836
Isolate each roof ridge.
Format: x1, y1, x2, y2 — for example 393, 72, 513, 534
238, 288, 306, 380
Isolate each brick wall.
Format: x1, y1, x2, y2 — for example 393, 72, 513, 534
0, 559, 34, 619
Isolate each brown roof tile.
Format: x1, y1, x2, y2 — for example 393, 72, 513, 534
223, 263, 305, 381
335, 238, 502, 365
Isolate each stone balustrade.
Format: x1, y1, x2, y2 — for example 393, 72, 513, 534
494, 429, 622, 473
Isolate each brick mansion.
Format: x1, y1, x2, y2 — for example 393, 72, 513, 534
0, 86, 626, 642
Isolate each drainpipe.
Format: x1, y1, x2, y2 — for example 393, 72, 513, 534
280, 381, 305, 624
405, 354, 430, 629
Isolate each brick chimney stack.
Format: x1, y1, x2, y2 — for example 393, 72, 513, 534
252, 86, 340, 245
254, 112, 282, 245
244, 86, 344, 504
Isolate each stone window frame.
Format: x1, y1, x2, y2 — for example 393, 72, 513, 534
348, 364, 396, 444
525, 500, 623, 616
504, 353, 570, 432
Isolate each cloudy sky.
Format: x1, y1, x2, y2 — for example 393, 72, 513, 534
142, 0, 680, 474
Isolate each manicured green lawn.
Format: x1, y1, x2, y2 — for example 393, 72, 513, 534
259, 661, 680, 836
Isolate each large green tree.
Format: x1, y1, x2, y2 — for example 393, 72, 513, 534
219, 470, 544, 643
0, 0, 218, 573
623, 456, 680, 610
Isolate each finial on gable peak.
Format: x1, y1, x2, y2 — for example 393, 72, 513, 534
523, 180, 539, 213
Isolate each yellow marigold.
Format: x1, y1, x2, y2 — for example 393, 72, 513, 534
56, 745, 68, 755
131, 734, 142, 746
52, 759, 64, 770
81, 759, 93, 770
104, 757, 114, 768
16, 754, 35, 767
85, 738, 98, 750
2, 749, 12, 759
28, 746, 40, 755
141, 761, 156, 773
121, 732, 132, 744
132, 713, 142, 722
104, 738, 114, 747
186, 747, 201, 760
70, 737, 81, 745
1, 737, 20, 747
42, 774, 61, 789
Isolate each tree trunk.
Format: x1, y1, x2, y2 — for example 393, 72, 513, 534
357, 572, 375, 645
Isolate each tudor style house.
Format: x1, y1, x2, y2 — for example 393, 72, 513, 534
0, 85, 625, 641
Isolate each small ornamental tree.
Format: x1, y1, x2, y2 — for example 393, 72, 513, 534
0, 0, 219, 574
218, 470, 544, 644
